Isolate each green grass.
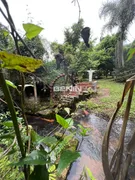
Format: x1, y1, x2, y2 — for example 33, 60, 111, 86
99, 79, 124, 114
78, 79, 135, 118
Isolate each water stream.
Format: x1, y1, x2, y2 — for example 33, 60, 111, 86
27, 111, 135, 180
67, 114, 135, 180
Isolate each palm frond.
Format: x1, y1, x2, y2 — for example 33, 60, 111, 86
119, 0, 135, 32
99, 0, 135, 35
99, 1, 119, 19
102, 21, 116, 33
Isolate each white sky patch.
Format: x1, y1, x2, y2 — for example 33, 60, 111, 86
0, 0, 135, 43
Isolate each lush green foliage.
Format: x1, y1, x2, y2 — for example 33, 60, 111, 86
0, 14, 81, 180
50, 31, 117, 80
91, 35, 116, 76
19, 36, 46, 60
100, 0, 135, 68
0, 23, 14, 52
0, 1, 135, 179
0, 111, 80, 180
0, 155, 24, 180
64, 19, 84, 48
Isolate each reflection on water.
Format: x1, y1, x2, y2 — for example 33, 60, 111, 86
67, 114, 135, 180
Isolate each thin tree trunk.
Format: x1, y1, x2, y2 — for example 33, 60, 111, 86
115, 33, 124, 68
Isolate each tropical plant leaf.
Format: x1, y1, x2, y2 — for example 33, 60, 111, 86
23, 135, 30, 143
17, 117, 23, 123
57, 150, 80, 175
0, 51, 43, 72
38, 136, 57, 146
54, 134, 74, 156
29, 165, 49, 180
31, 129, 40, 143
128, 48, 135, 61
56, 114, 69, 129
65, 118, 74, 127
6, 80, 17, 89
12, 150, 49, 166
23, 23, 44, 39
2, 121, 13, 127
31, 130, 57, 146
78, 124, 90, 136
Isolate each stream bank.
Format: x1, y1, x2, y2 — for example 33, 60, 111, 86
27, 110, 135, 180
26, 79, 135, 179
67, 113, 135, 180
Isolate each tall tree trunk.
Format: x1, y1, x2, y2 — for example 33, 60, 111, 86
115, 33, 124, 68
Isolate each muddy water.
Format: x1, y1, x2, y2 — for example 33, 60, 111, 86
67, 114, 135, 180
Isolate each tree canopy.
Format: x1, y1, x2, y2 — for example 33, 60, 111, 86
100, 0, 135, 68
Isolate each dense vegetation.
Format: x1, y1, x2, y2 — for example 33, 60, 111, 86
0, 0, 135, 180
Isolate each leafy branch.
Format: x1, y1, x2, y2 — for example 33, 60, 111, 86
0, 1, 35, 58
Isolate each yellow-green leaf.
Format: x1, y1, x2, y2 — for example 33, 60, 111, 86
6, 80, 17, 89
48, 165, 56, 173
128, 48, 135, 61
0, 51, 43, 72
2, 30, 9, 37
56, 114, 69, 129
57, 150, 80, 175
23, 23, 44, 39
